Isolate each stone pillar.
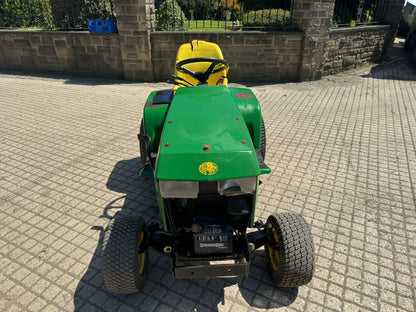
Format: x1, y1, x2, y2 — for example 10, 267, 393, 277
382, 0, 405, 57
114, 0, 155, 81
291, 0, 336, 81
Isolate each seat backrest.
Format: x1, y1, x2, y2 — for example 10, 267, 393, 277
174, 40, 229, 88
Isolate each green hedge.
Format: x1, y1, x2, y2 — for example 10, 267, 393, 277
243, 9, 290, 28
0, 0, 54, 29
156, 0, 188, 31
0, 0, 115, 30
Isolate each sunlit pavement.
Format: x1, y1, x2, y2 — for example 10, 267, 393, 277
1, 45, 416, 311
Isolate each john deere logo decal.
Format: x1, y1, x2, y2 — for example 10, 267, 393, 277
199, 162, 218, 175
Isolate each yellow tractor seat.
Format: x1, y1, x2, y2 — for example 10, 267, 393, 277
174, 40, 229, 89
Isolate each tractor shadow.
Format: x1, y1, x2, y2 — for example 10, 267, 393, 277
73, 157, 297, 311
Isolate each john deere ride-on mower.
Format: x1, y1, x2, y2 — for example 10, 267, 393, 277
101, 41, 315, 294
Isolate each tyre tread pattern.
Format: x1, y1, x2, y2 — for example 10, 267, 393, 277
139, 119, 147, 166
101, 215, 147, 294
266, 213, 315, 288
260, 117, 266, 160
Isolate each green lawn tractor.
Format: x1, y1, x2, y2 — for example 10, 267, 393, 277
101, 40, 315, 294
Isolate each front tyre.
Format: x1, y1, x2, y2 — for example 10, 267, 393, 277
102, 215, 148, 294
265, 213, 314, 288
260, 117, 266, 160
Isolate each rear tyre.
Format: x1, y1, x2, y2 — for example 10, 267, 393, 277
265, 213, 314, 288
102, 215, 148, 294
260, 117, 266, 160
139, 119, 147, 166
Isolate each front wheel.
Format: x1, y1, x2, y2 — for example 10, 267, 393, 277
265, 213, 315, 288
260, 117, 266, 160
102, 215, 148, 294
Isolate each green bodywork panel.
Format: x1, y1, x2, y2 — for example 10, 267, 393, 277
143, 91, 170, 152
143, 87, 263, 155
154, 179, 168, 230
142, 86, 270, 231
228, 87, 262, 150
155, 86, 262, 181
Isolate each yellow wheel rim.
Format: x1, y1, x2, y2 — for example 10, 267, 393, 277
268, 230, 280, 271
138, 231, 145, 275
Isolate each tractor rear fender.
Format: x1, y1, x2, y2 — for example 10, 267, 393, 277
229, 87, 262, 149
143, 90, 173, 152
143, 88, 262, 153
155, 86, 264, 181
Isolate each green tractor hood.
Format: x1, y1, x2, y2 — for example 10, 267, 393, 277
155, 86, 264, 181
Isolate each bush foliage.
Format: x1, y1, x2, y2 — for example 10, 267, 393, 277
156, 0, 188, 31
0, 0, 115, 30
243, 9, 290, 28
0, 0, 54, 29
155, 0, 291, 30
333, 0, 378, 26
239, 0, 291, 11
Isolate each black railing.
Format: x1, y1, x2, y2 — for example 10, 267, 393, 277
0, 0, 115, 30
155, 0, 292, 31
333, 0, 385, 27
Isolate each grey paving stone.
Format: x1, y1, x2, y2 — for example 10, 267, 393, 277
1, 47, 416, 312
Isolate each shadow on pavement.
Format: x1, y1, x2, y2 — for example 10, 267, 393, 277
0, 69, 135, 85
73, 157, 297, 311
362, 38, 416, 81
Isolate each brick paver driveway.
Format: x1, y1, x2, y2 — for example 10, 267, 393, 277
1, 52, 416, 311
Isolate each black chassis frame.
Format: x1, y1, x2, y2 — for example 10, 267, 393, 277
142, 221, 268, 279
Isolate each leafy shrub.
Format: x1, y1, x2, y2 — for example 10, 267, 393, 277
0, 0, 54, 29
175, 0, 218, 20
0, 0, 115, 30
333, 0, 378, 27
157, 0, 188, 31
83, 0, 115, 20
242, 9, 290, 29
239, 0, 291, 11
49, 0, 115, 30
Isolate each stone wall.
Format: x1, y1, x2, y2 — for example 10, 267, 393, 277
291, 0, 336, 81
115, 0, 155, 81
151, 32, 303, 82
0, 0, 406, 82
323, 25, 390, 76
0, 30, 123, 78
